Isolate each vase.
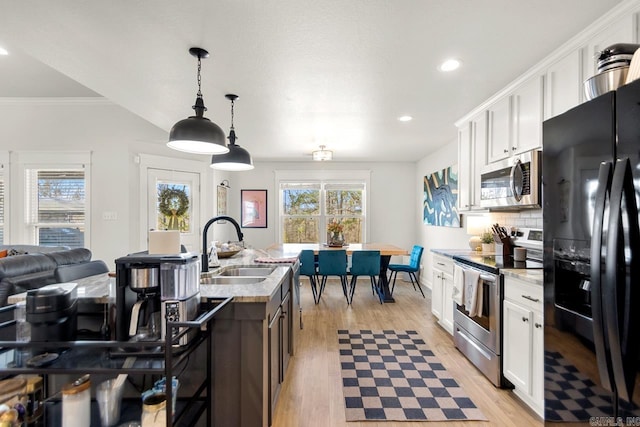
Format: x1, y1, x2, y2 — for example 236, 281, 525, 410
481, 243, 493, 253
328, 232, 344, 247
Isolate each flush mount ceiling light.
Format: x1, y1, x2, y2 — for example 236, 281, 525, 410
398, 115, 413, 122
439, 58, 462, 72
0, 47, 8, 56
210, 94, 254, 171
312, 145, 333, 161
167, 47, 229, 155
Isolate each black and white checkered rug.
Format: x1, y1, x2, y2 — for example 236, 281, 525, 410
545, 350, 627, 421
545, 350, 610, 421
338, 329, 486, 421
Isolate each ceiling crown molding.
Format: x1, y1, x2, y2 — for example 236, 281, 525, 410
0, 97, 110, 106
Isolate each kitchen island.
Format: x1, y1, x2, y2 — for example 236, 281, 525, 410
200, 247, 301, 427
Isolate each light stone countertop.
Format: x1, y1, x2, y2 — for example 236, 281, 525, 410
502, 268, 543, 286
8, 273, 114, 305
7, 248, 298, 306
199, 248, 297, 303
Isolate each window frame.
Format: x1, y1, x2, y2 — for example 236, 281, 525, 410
0, 151, 7, 244
275, 170, 370, 244
10, 151, 91, 247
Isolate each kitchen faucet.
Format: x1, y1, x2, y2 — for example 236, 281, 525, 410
201, 216, 244, 272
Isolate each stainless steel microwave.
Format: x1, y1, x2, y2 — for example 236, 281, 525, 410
479, 150, 541, 210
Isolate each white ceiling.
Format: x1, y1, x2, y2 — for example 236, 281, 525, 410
0, 0, 622, 162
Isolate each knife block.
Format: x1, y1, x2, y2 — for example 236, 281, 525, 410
494, 239, 513, 257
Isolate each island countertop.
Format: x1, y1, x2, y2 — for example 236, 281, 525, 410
199, 248, 297, 303
7, 248, 299, 306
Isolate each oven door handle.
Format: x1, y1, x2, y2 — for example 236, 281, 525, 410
479, 274, 496, 283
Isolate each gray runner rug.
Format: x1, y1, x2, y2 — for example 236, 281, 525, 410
338, 329, 486, 421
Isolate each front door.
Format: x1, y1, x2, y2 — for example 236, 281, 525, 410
146, 168, 200, 252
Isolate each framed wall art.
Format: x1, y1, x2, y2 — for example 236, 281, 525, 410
217, 183, 228, 217
423, 165, 460, 227
241, 189, 267, 228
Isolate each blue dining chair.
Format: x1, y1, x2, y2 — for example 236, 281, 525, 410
299, 249, 320, 304
317, 250, 349, 304
348, 250, 382, 305
388, 245, 425, 298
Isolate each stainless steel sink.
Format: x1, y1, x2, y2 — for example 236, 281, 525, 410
219, 266, 276, 276
200, 276, 267, 285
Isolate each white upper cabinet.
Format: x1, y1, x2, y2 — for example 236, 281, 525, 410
583, 14, 637, 79
457, 111, 487, 211
544, 50, 582, 120
512, 75, 543, 155
457, 122, 472, 212
487, 96, 511, 163
487, 74, 542, 165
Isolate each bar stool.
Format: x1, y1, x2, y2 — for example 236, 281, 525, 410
388, 245, 425, 298
317, 250, 349, 304
348, 250, 382, 304
299, 249, 319, 304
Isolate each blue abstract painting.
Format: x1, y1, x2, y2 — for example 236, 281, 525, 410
423, 166, 460, 227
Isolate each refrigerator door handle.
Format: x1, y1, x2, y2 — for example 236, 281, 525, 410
604, 157, 640, 403
590, 161, 614, 393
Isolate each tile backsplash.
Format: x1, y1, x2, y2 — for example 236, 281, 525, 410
489, 209, 542, 232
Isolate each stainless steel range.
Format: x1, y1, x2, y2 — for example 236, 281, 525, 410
452, 228, 543, 388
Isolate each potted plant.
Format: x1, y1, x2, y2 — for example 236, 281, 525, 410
481, 231, 495, 253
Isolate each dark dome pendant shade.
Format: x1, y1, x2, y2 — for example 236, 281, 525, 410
210, 94, 254, 171
167, 47, 229, 155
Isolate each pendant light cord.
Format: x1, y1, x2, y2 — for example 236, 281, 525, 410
230, 98, 235, 130
196, 54, 203, 98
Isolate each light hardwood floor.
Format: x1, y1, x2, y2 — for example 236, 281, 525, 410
271, 277, 544, 427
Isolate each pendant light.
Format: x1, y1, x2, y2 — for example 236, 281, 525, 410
167, 47, 229, 155
210, 94, 254, 171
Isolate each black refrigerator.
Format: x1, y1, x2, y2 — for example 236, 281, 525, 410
542, 78, 640, 423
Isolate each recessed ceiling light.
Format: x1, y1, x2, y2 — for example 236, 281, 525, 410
439, 59, 461, 72
398, 115, 413, 122
0, 47, 8, 56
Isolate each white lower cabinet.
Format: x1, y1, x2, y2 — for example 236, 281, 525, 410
431, 254, 454, 335
503, 275, 543, 418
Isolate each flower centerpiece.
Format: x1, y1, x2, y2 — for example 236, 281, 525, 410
327, 220, 344, 247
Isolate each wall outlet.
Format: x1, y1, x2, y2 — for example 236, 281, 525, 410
102, 211, 118, 221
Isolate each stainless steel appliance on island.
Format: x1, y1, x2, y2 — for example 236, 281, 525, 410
114, 252, 200, 348
542, 78, 640, 422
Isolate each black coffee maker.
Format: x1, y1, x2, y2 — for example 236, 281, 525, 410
26, 284, 78, 342
114, 253, 162, 342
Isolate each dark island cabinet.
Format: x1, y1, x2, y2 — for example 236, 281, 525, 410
212, 267, 300, 427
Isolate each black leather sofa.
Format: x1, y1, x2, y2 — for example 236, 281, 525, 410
0, 248, 92, 307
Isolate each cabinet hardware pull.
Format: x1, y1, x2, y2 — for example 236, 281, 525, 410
521, 295, 540, 303
535, 323, 542, 328
522, 316, 529, 322
511, 146, 517, 151
437, 262, 445, 266
503, 149, 509, 153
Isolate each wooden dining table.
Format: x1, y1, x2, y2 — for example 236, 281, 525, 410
266, 243, 409, 303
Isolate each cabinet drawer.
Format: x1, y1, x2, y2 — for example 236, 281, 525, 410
504, 276, 543, 312
432, 254, 454, 275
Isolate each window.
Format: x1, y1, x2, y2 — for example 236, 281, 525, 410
25, 169, 86, 248
279, 179, 367, 244
0, 171, 4, 245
